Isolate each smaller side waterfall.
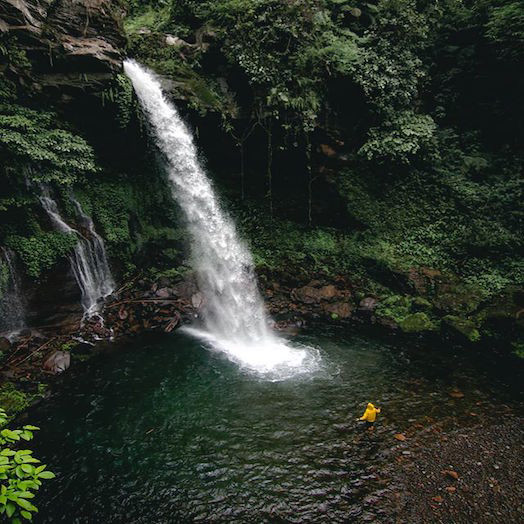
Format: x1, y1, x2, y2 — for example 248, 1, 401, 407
39, 192, 115, 317
0, 248, 26, 337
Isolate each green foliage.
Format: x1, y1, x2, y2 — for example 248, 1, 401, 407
101, 74, 135, 129
0, 259, 9, 301
6, 232, 77, 278
0, 387, 30, 418
359, 111, 437, 164
353, 0, 429, 115
375, 295, 411, 323
485, 2, 524, 62
0, 407, 55, 523
0, 105, 98, 186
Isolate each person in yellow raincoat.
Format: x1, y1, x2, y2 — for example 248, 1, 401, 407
358, 402, 381, 430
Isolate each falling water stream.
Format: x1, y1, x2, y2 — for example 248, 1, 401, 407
124, 60, 316, 377
0, 247, 26, 337
40, 192, 115, 317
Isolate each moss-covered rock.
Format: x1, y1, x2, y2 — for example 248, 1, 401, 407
399, 312, 437, 333
442, 315, 481, 343
413, 296, 432, 310
375, 295, 412, 324
0, 383, 31, 416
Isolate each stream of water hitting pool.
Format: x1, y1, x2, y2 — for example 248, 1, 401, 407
124, 60, 317, 376
40, 190, 115, 318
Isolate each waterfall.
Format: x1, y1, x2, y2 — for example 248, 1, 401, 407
39, 192, 115, 318
0, 248, 26, 337
124, 60, 316, 375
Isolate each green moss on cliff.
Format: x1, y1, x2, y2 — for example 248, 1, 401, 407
442, 315, 481, 343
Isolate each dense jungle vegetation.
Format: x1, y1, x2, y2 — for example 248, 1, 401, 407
0, 0, 523, 349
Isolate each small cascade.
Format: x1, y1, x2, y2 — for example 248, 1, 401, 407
0, 248, 26, 337
39, 192, 115, 317
125, 60, 318, 377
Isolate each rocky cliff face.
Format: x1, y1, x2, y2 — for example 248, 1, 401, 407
0, 0, 125, 95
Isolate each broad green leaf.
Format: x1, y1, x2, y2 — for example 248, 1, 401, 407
38, 471, 55, 479
16, 492, 35, 499
6, 502, 15, 517
16, 498, 37, 511
21, 464, 34, 474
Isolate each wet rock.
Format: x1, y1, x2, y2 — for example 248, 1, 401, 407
118, 306, 128, 320
0, 0, 125, 93
0, 337, 11, 352
325, 302, 353, 319
448, 389, 464, 399
359, 297, 379, 313
172, 280, 198, 300
376, 316, 399, 330
191, 292, 204, 309
442, 469, 459, 480
157, 276, 173, 288
43, 351, 71, 374
155, 287, 172, 299
291, 283, 338, 304
442, 315, 480, 342
164, 313, 180, 333
407, 267, 443, 294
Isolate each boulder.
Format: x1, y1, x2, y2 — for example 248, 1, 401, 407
172, 280, 198, 300
43, 350, 71, 374
359, 297, 379, 313
291, 284, 338, 304
191, 292, 204, 309
325, 302, 353, 319
155, 287, 172, 299
399, 312, 437, 333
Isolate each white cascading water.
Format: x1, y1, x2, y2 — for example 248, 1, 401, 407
39, 192, 115, 317
124, 60, 317, 376
0, 247, 26, 337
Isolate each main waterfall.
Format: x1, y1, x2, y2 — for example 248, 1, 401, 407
125, 60, 316, 375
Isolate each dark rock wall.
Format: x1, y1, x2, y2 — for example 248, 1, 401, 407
0, 0, 125, 96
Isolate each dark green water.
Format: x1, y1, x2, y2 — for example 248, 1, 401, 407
30, 329, 521, 523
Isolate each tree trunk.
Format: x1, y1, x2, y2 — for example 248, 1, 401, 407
267, 123, 273, 217
305, 134, 313, 227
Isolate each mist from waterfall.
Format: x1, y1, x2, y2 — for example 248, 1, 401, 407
124, 60, 317, 376
39, 191, 115, 318
0, 248, 26, 337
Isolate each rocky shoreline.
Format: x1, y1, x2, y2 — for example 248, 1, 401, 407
1, 268, 522, 417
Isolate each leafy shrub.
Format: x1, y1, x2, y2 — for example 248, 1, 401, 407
6, 232, 77, 278
0, 407, 55, 523
0, 105, 98, 186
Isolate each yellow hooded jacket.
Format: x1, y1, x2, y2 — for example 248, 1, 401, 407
360, 403, 380, 423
